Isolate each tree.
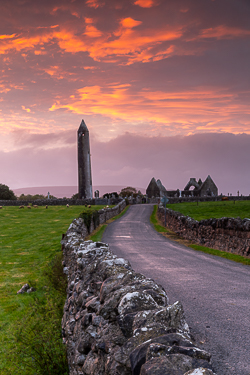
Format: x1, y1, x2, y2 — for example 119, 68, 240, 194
119, 187, 137, 198
0, 183, 17, 200
103, 192, 119, 199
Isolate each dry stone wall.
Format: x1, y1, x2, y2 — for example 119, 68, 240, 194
61, 215, 217, 375
0, 197, 120, 206
158, 205, 250, 257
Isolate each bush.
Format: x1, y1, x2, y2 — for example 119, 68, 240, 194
0, 183, 16, 200
79, 208, 93, 233
92, 210, 100, 229
120, 186, 137, 198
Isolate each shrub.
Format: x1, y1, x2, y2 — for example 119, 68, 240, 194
79, 208, 93, 233
92, 210, 100, 229
0, 183, 16, 200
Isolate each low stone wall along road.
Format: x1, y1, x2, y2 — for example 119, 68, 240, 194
102, 204, 250, 375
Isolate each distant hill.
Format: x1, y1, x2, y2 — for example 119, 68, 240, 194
13, 185, 146, 198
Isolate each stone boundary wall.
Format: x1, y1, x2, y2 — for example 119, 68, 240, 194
149, 195, 250, 204
167, 196, 250, 204
0, 197, 122, 207
95, 200, 127, 226
61, 217, 217, 375
158, 205, 250, 258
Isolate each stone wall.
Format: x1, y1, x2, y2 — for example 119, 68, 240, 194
158, 205, 250, 257
148, 196, 250, 205
61, 217, 217, 375
0, 197, 121, 207
93, 200, 127, 228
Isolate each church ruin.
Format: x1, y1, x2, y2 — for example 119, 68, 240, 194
146, 175, 218, 198
78, 120, 93, 199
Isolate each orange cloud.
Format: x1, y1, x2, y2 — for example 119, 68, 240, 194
50, 5, 80, 18
21, 106, 31, 113
43, 65, 77, 81
85, 18, 94, 24
134, 0, 156, 8
0, 34, 16, 40
86, 0, 103, 8
0, 33, 52, 54
0, 84, 11, 93
0, 19, 182, 64
85, 25, 103, 38
120, 18, 142, 29
87, 26, 183, 63
53, 30, 87, 53
49, 84, 250, 135
200, 25, 250, 39
34, 50, 47, 55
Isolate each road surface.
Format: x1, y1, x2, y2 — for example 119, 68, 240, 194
102, 204, 250, 375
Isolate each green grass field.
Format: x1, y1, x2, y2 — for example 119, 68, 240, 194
167, 200, 250, 221
0, 204, 107, 374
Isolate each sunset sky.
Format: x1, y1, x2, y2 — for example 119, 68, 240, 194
1, 0, 250, 195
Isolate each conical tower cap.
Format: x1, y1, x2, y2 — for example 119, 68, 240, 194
78, 119, 89, 132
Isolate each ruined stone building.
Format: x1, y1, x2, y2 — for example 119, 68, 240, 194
78, 120, 93, 199
146, 178, 168, 198
183, 175, 218, 197
146, 175, 218, 198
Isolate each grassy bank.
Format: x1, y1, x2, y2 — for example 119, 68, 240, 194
0, 205, 106, 374
167, 200, 250, 221
88, 205, 130, 242
151, 205, 250, 266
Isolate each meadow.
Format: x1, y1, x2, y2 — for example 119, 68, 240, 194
167, 199, 250, 221
0, 204, 107, 374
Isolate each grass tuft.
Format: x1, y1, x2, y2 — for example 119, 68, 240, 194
150, 205, 170, 233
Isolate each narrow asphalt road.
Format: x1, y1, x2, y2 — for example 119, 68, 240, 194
102, 204, 250, 375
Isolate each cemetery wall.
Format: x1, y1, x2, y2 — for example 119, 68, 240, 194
0, 197, 121, 206
157, 205, 250, 258
148, 195, 250, 204
61, 216, 216, 375
166, 195, 250, 204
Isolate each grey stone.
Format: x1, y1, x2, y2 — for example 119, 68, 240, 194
140, 353, 211, 375
129, 333, 195, 375
118, 291, 159, 315
184, 369, 216, 375
17, 283, 30, 294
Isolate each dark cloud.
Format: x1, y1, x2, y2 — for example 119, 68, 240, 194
11, 129, 76, 148
1, 132, 249, 197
